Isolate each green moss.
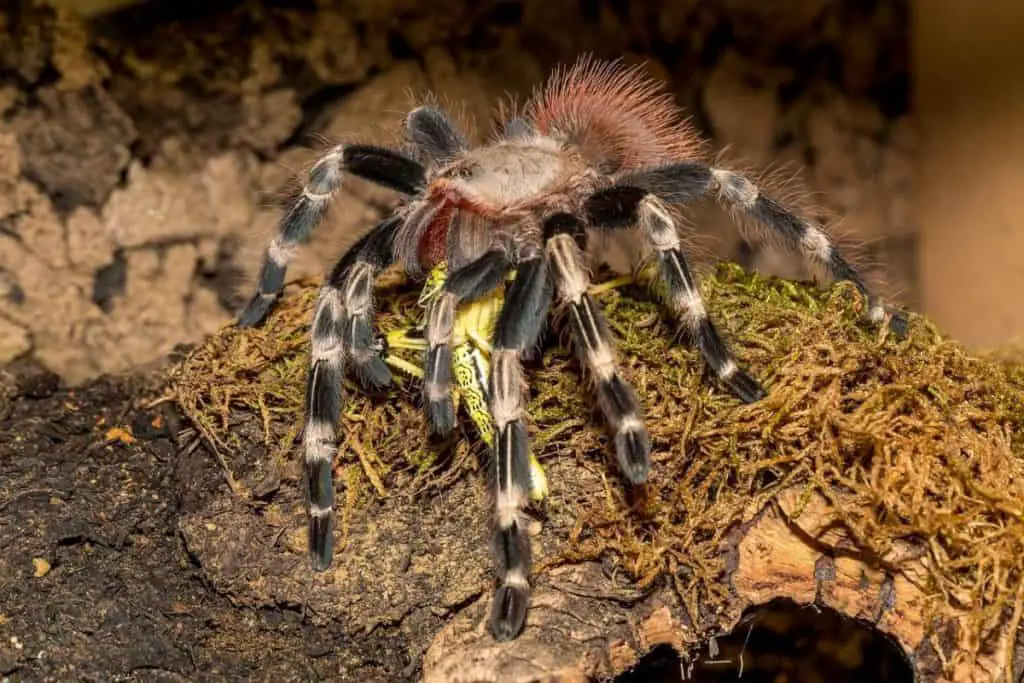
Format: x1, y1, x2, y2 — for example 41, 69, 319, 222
168, 263, 1024, 636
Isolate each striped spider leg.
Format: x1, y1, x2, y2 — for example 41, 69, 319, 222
238, 146, 425, 328
302, 215, 403, 569
586, 162, 909, 338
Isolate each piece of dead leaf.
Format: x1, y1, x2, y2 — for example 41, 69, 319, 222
104, 426, 136, 445
32, 557, 51, 578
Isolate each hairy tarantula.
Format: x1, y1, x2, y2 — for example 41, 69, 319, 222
237, 58, 902, 641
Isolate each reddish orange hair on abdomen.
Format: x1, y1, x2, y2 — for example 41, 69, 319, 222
526, 56, 705, 173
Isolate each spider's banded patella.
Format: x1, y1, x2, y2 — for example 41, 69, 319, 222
236, 57, 905, 641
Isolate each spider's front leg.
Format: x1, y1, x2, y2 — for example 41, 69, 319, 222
486, 240, 553, 641
422, 249, 515, 435
544, 214, 654, 482
303, 216, 399, 571
237, 144, 425, 327
385, 265, 550, 501
487, 213, 656, 640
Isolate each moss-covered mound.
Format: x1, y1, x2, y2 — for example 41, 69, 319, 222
169, 263, 1024, 655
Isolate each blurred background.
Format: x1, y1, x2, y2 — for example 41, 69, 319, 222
1, 0, 1021, 385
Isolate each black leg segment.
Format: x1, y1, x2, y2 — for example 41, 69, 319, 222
422, 248, 515, 436
485, 247, 553, 641
237, 144, 423, 328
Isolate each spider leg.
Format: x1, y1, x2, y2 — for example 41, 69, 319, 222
423, 248, 514, 435
587, 190, 765, 403
238, 145, 425, 328
487, 244, 553, 641
406, 105, 468, 165
462, 346, 550, 503
304, 215, 399, 572
545, 214, 652, 484
594, 162, 908, 333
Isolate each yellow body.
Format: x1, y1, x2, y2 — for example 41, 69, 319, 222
385, 263, 549, 501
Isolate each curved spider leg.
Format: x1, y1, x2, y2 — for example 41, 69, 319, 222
238, 144, 425, 328
487, 240, 553, 641
545, 213, 652, 485
303, 215, 400, 572
422, 249, 515, 436
606, 163, 908, 335
585, 187, 766, 403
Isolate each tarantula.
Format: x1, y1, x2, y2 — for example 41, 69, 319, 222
237, 57, 901, 641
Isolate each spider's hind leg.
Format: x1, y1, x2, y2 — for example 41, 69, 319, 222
606, 162, 907, 334
709, 167, 906, 331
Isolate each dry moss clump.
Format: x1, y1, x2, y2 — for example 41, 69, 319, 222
169, 263, 1024, 650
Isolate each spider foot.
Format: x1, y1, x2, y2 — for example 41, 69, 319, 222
888, 309, 910, 340
352, 346, 393, 391
237, 293, 277, 328
307, 507, 335, 572
722, 368, 767, 404
426, 396, 457, 436
615, 422, 652, 485
489, 583, 529, 641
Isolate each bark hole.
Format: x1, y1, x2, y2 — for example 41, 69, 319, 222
616, 599, 914, 682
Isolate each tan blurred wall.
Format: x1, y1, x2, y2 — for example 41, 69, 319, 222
44, 0, 141, 16
914, 0, 1024, 348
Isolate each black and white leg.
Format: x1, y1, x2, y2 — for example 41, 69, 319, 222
544, 214, 652, 485
237, 145, 425, 327
586, 190, 765, 402
640, 196, 766, 402
709, 168, 899, 327
487, 243, 553, 641
303, 215, 400, 571
605, 162, 906, 332
422, 247, 515, 435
